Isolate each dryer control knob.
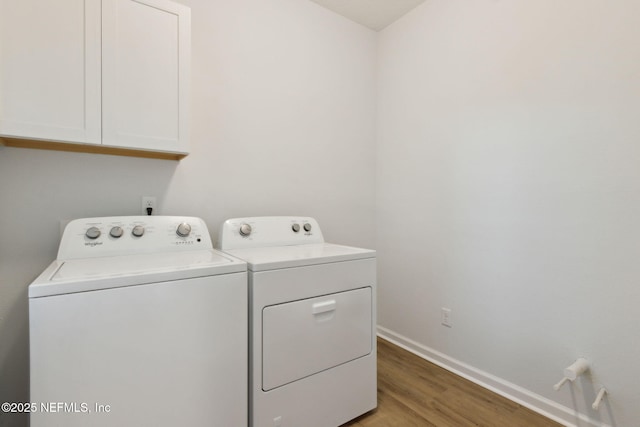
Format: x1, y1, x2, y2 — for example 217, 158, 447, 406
109, 226, 124, 238
176, 222, 192, 237
85, 226, 101, 239
303, 223, 312, 232
239, 223, 252, 237
132, 225, 145, 237
292, 223, 301, 233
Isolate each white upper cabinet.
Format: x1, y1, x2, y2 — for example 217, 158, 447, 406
102, 0, 190, 153
0, 0, 190, 158
0, 0, 101, 144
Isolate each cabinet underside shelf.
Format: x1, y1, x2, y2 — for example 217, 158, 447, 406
0, 137, 187, 161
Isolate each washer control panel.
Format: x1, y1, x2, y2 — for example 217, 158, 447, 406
218, 216, 324, 250
58, 216, 213, 260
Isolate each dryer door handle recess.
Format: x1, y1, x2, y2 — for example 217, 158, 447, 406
312, 299, 336, 315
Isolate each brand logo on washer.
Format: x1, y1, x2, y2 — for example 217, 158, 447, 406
84, 242, 103, 247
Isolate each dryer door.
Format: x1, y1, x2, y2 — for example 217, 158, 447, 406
262, 287, 372, 391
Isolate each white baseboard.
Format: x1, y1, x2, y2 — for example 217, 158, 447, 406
376, 325, 608, 427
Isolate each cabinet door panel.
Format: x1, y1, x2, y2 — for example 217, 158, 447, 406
0, 0, 101, 144
102, 0, 190, 154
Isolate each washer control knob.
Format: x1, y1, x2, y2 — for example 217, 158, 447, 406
239, 223, 252, 237
132, 225, 145, 237
85, 226, 101, 239
303, 223, 312, 232
109, 226, 124, 238
176, 222, 192, 237
292, 223, 301, 233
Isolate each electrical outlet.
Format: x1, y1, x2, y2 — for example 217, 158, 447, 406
441, 307, 452, 327
141, 196, 156, 216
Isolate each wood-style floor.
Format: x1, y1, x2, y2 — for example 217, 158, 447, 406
342, 338, 562, 427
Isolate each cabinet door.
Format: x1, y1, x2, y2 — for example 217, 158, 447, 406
0, 0, 101, 144
102, 0, 190, 154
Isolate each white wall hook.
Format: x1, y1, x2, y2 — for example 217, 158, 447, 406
592, 387, 607, 410
564, 357, 589, 380
554, 358, 589, 391
553, 377, 571, 391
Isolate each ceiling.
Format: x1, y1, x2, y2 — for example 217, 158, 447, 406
309, 0, 426, 31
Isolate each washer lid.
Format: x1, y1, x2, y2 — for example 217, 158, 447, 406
223, 243, 375, 272
29, 250, 246, 298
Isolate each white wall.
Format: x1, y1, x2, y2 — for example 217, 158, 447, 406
377, 1, 640, 425
0, 1, 376, 425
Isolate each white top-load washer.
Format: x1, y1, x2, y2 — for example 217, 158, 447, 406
29, 216, 247, 427
218, 216, 377, 427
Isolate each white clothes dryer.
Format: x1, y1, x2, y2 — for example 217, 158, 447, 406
29, 216, 247, 427
218, 216, 377, 427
